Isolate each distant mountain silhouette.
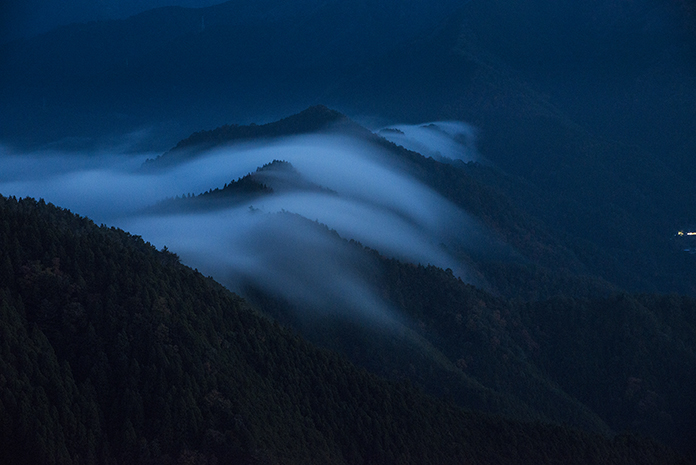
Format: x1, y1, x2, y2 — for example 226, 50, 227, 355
0, 0, 463, 147
144, 105, 361, 168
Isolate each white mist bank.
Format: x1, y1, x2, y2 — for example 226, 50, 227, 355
0, 127, 488, 325
122, 208, 402, 326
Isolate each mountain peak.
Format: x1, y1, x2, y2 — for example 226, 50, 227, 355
173, 105, 352, 150
144, 106, 362, 169
293, 104, 344, 121
172, 105, 358, 151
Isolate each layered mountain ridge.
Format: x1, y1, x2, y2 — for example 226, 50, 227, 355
114, 107, 696, 456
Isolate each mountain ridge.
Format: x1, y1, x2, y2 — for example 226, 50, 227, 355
144, 105, 360, 168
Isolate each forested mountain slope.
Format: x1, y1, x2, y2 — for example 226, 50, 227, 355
4, 195, 690, 464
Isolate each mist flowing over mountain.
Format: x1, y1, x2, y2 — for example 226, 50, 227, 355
0, 109, 485, 327
2, 1, 696, 463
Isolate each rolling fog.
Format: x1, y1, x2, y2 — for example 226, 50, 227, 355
0, 128, 487, 325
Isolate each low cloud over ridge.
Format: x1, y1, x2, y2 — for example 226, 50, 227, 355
0, 125, 488, 325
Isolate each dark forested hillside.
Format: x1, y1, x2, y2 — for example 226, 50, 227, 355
243, 235, 696, 456
4, 194, 691, 464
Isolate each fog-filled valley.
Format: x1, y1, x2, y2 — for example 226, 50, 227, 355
2, 1, 696, 464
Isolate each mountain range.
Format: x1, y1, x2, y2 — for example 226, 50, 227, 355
133, 105, 696, 454
2, 0, 696, 463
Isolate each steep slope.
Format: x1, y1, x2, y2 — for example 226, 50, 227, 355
153, 178, 612, 434
4, 194, 690, 464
